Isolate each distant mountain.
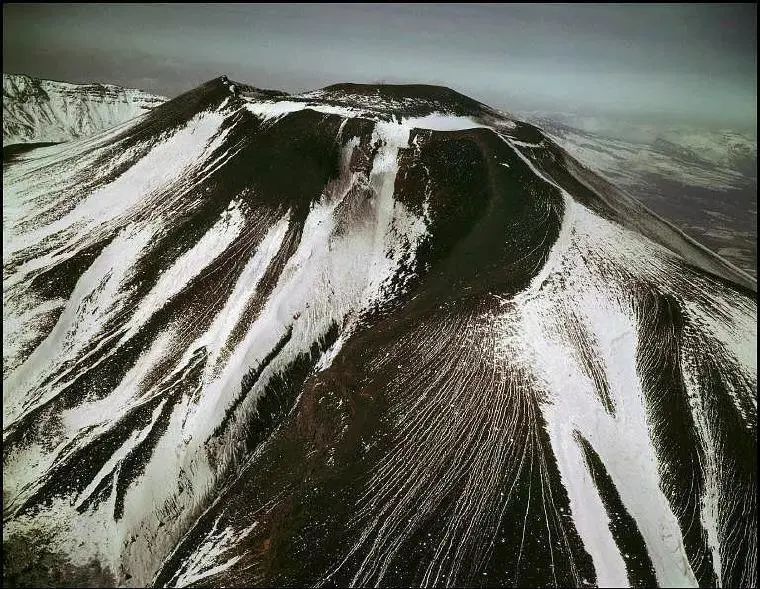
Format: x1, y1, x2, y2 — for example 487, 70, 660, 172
3, 76, 756, 589
520, 111, 757, 277
2, 73, 166, 146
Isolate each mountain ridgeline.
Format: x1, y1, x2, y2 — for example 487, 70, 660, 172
2, 73, 166, 147
2, 76, 756, 588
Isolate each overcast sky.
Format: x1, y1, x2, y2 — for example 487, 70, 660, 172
3, 3, 756, 129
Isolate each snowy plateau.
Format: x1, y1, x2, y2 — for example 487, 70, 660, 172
2, 75, 757, 588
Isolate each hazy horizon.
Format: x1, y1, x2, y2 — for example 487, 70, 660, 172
3, 3, 757, 130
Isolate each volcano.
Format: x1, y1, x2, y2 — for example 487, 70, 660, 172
2, 76, 756, 588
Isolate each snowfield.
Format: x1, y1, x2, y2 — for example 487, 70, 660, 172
3, 73, 166, 146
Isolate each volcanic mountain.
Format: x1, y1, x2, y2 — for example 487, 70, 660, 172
2, 76, 756, 588
2, 73, 166, 148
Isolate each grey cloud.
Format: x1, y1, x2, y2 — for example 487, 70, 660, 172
3, 3, 756, 128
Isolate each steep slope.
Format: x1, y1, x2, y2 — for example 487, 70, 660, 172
2, 76, 756, 589
520, 113, 758, 277
2, 73, 166, 146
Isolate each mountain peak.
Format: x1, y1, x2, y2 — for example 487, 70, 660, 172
321, 81, 479, 101
300, 81, 490, 117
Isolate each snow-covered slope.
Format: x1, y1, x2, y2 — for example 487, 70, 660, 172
3, 73, 166, 146
518, 112, 758, 276
2, 76, 756, 589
